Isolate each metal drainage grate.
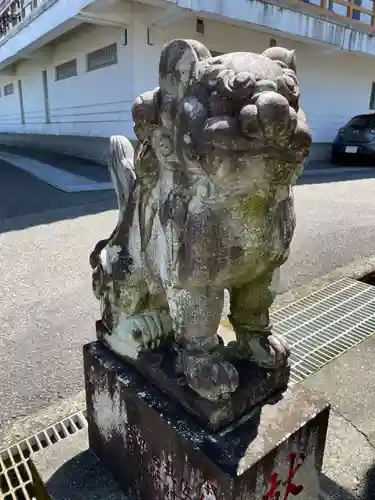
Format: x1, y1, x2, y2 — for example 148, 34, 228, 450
0, 411, 87, 500
273, 277, 375, 385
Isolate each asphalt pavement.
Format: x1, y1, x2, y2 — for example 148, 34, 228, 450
281, 167, 375, 293
0, 155, 117, 429
1, 150, 375, 434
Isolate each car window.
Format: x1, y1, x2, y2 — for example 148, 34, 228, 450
347, 116, 369, 128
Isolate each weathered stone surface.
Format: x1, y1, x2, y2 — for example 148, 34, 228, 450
29, 428, 129, 500
89, 39, 312, 407
85, 341, 330, 500
96, 321, 289, 431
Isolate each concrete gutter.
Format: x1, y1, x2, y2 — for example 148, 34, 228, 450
0, 390, 86, 451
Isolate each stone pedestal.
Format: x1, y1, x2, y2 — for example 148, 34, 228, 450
97, 318, 291, 432
84, 341, 330, 500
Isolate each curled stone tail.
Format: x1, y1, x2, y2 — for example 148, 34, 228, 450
89, 136, 136, 270
108, 135, 136, 219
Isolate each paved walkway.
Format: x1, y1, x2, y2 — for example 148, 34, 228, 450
306, 332, 375, 499
0, 150, 113, 192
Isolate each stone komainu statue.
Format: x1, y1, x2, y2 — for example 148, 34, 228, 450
90, 40, 312, 403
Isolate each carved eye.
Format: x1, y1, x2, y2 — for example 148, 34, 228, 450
216, 70, 255, 98
276, 75, 300, 111
284, 75, 298, 95
239, 104, 259, 137
158, 134, 173, 157
153, 131, 173, 156
283, 68, 299, 84
182, 97, 207, 128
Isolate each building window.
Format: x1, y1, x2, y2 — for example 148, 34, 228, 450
352, 0, 361, 20
369, 82, 375, 110
55, 59, 78, 81
297, 0, 374, 27
196, 19, 205, 35
87, 43, 118, 72
4, 83, 14, 96
327, 0, 349, 16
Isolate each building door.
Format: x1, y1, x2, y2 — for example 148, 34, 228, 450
42, 70, 50, 124
17, 79, 25, 124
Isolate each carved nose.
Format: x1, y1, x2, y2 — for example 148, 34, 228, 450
239, 104, 259, 137
256, 91, 291, 126
239, 91, 294, 139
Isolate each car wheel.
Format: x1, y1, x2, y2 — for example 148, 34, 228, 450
331, 152, 342, 165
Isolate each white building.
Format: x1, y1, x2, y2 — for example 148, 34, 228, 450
0, 0, 374, 164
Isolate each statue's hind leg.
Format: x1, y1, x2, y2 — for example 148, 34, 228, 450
228, 268, 290, 368
166, 286, 239, 402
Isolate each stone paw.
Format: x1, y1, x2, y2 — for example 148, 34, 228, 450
183, 352, 239, 402
247, 333, 290, 369
103, 311, 174, 360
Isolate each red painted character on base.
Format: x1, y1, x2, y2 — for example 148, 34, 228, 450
263, 452, 305, 500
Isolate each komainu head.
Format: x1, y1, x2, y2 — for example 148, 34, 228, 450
132, 39, 312, 185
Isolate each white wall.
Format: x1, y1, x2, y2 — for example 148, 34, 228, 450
19, 58, 46, 129
165, 17, 375, 142
298, 50, 374, 142
0, 13, 373, 143
132, 19, 161, 97
0, 23, 135, 137
48, 24, 133, 137
0, 80, 21, 130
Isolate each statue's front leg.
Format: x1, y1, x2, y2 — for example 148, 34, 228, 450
167, 287, 239, 402
229, 269, 290, 368
95, 241, 174, 358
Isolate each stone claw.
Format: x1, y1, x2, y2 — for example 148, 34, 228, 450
246, 333, 290, 369
183, 351, 239, 402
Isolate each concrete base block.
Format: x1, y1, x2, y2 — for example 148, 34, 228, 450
29, 428, 129, 500
84, 341, 330, 500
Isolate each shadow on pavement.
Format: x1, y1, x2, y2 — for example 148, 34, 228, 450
320, 474, 356, 499
0, 144, 111, 182
298, 168, 375, 186
320, 461, 375, 499
362, 460, 375, 499
0, 158, 117, 234
0, 197, 117, 234
41, 449, 130, 500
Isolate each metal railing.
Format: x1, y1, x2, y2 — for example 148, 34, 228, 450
0, 0, 374, 40
294, 0, 375, 28
0, 0, 43, 37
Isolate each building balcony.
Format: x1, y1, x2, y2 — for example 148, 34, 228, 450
2, 0, 375, 73
0, 0, 47, 39
296, 0, 375, 29
2, 0, 375, 43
